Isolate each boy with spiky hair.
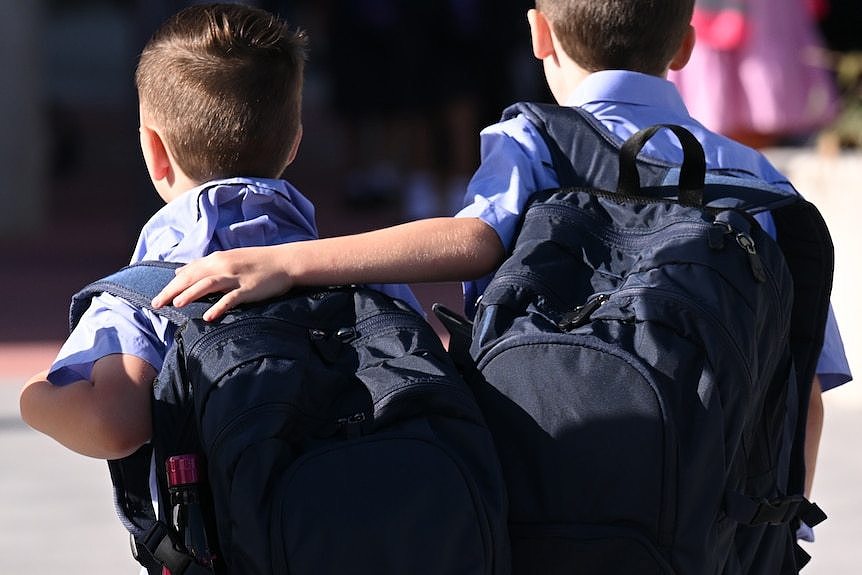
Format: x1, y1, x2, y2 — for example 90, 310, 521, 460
20, 3, 419, 459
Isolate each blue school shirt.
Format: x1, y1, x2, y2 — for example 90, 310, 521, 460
457, 70, 851, 390
48, 177, 423, 385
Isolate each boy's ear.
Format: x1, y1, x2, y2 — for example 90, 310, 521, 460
528, 9, 555, 60
669, 25, 696, 72
139, 124, 172, 183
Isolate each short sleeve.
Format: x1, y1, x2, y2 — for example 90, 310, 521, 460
456, 115, 560, 250
47, 293, 170, 386
457, 115, 560, 315
816, 304, 852, 391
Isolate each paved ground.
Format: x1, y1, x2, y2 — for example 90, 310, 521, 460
0, 145, 859, 573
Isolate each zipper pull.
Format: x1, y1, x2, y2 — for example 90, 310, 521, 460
736, 233, 767, 283
709, 221, 733, 250
559, 293, 609, 331
335, 327, 357, 343
336, 412, 366, 439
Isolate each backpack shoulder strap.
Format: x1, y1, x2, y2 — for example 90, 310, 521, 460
772, 199, 834, 495
69, 261, 211, 331
107, 447, 203, 575
502, 102, 695, 194
502, 102, 625, 189
71, 262, 215, 574
773, 200, 834, 393
503, 102, 801, 213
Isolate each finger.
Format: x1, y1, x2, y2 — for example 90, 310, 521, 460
202, 291, 242, 322
172, 276, 235, 308
152, 267, 198, 308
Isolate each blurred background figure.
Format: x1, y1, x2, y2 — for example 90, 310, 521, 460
326, 0, 542, 220
813, 0, 862, 151
668, 0, 840, 149
326, 0, 465, 217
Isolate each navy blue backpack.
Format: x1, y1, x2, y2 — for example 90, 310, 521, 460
436, 104, 832, 574
70, 263, 510, 575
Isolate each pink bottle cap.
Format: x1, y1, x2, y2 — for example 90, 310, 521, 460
165, 454, 201, 487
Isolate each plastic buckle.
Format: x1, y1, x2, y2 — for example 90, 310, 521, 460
135, 521, 197, 575
752, 495, 804, 526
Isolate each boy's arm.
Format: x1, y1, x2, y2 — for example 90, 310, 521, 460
19, 354, 155, 460
154, 216, 504, 321
804, 376, 824, 499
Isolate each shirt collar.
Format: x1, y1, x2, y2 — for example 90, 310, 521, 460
565, 70, 689, 116
131, 176, 318, 263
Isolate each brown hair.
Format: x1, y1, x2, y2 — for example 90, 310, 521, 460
136, 3, 307, 181
535, 0, 694, 75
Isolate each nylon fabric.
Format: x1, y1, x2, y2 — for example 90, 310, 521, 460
444, 103, 833, 574
71, 264, 511, 575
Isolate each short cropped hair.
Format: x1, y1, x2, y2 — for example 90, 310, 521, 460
136, 3, 307, 181
536, 0, 694, 75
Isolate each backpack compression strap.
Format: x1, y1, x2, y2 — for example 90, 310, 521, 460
69, 261, 216, 574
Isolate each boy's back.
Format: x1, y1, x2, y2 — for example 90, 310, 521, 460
457, 70, 800, 312
458, 100, 833, 573
20, 4, 452, 573
457, 1, 848, 388
20, 3, 425, 470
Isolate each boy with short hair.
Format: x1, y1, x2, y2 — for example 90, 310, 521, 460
153, 0, 851, 502
147, 1, 764, 314
19, 3, 419, 459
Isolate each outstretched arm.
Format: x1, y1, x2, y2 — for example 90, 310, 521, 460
153, 216, 504, 321
20, 355, 156, 459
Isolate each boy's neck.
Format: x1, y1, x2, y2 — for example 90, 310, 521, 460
155, 173, 203, 204
550, 61, 592, 106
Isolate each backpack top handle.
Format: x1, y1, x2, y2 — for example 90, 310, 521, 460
618, 124, 706, 207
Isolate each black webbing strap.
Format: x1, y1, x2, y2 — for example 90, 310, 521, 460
504, 102, 807, 218
726, 491, 825, 571
107, 448, 163, 574
618, 124, 706, 207
725, 491, 807, 526
795, 544, 812, 570
107, 446, 158, 535
79, 264, 214, 573
506, 104, 710, 205
432, 303, 476, 378
133, 521, 212, 575
798, 499, 828, 528
790, 503, 829, 569
107, 447, 203, 573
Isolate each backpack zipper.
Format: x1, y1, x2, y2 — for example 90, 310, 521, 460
558, 293, 610, 330
491, 203, 785, 329
191, 306, 477, 452
482, 272, 757, 389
